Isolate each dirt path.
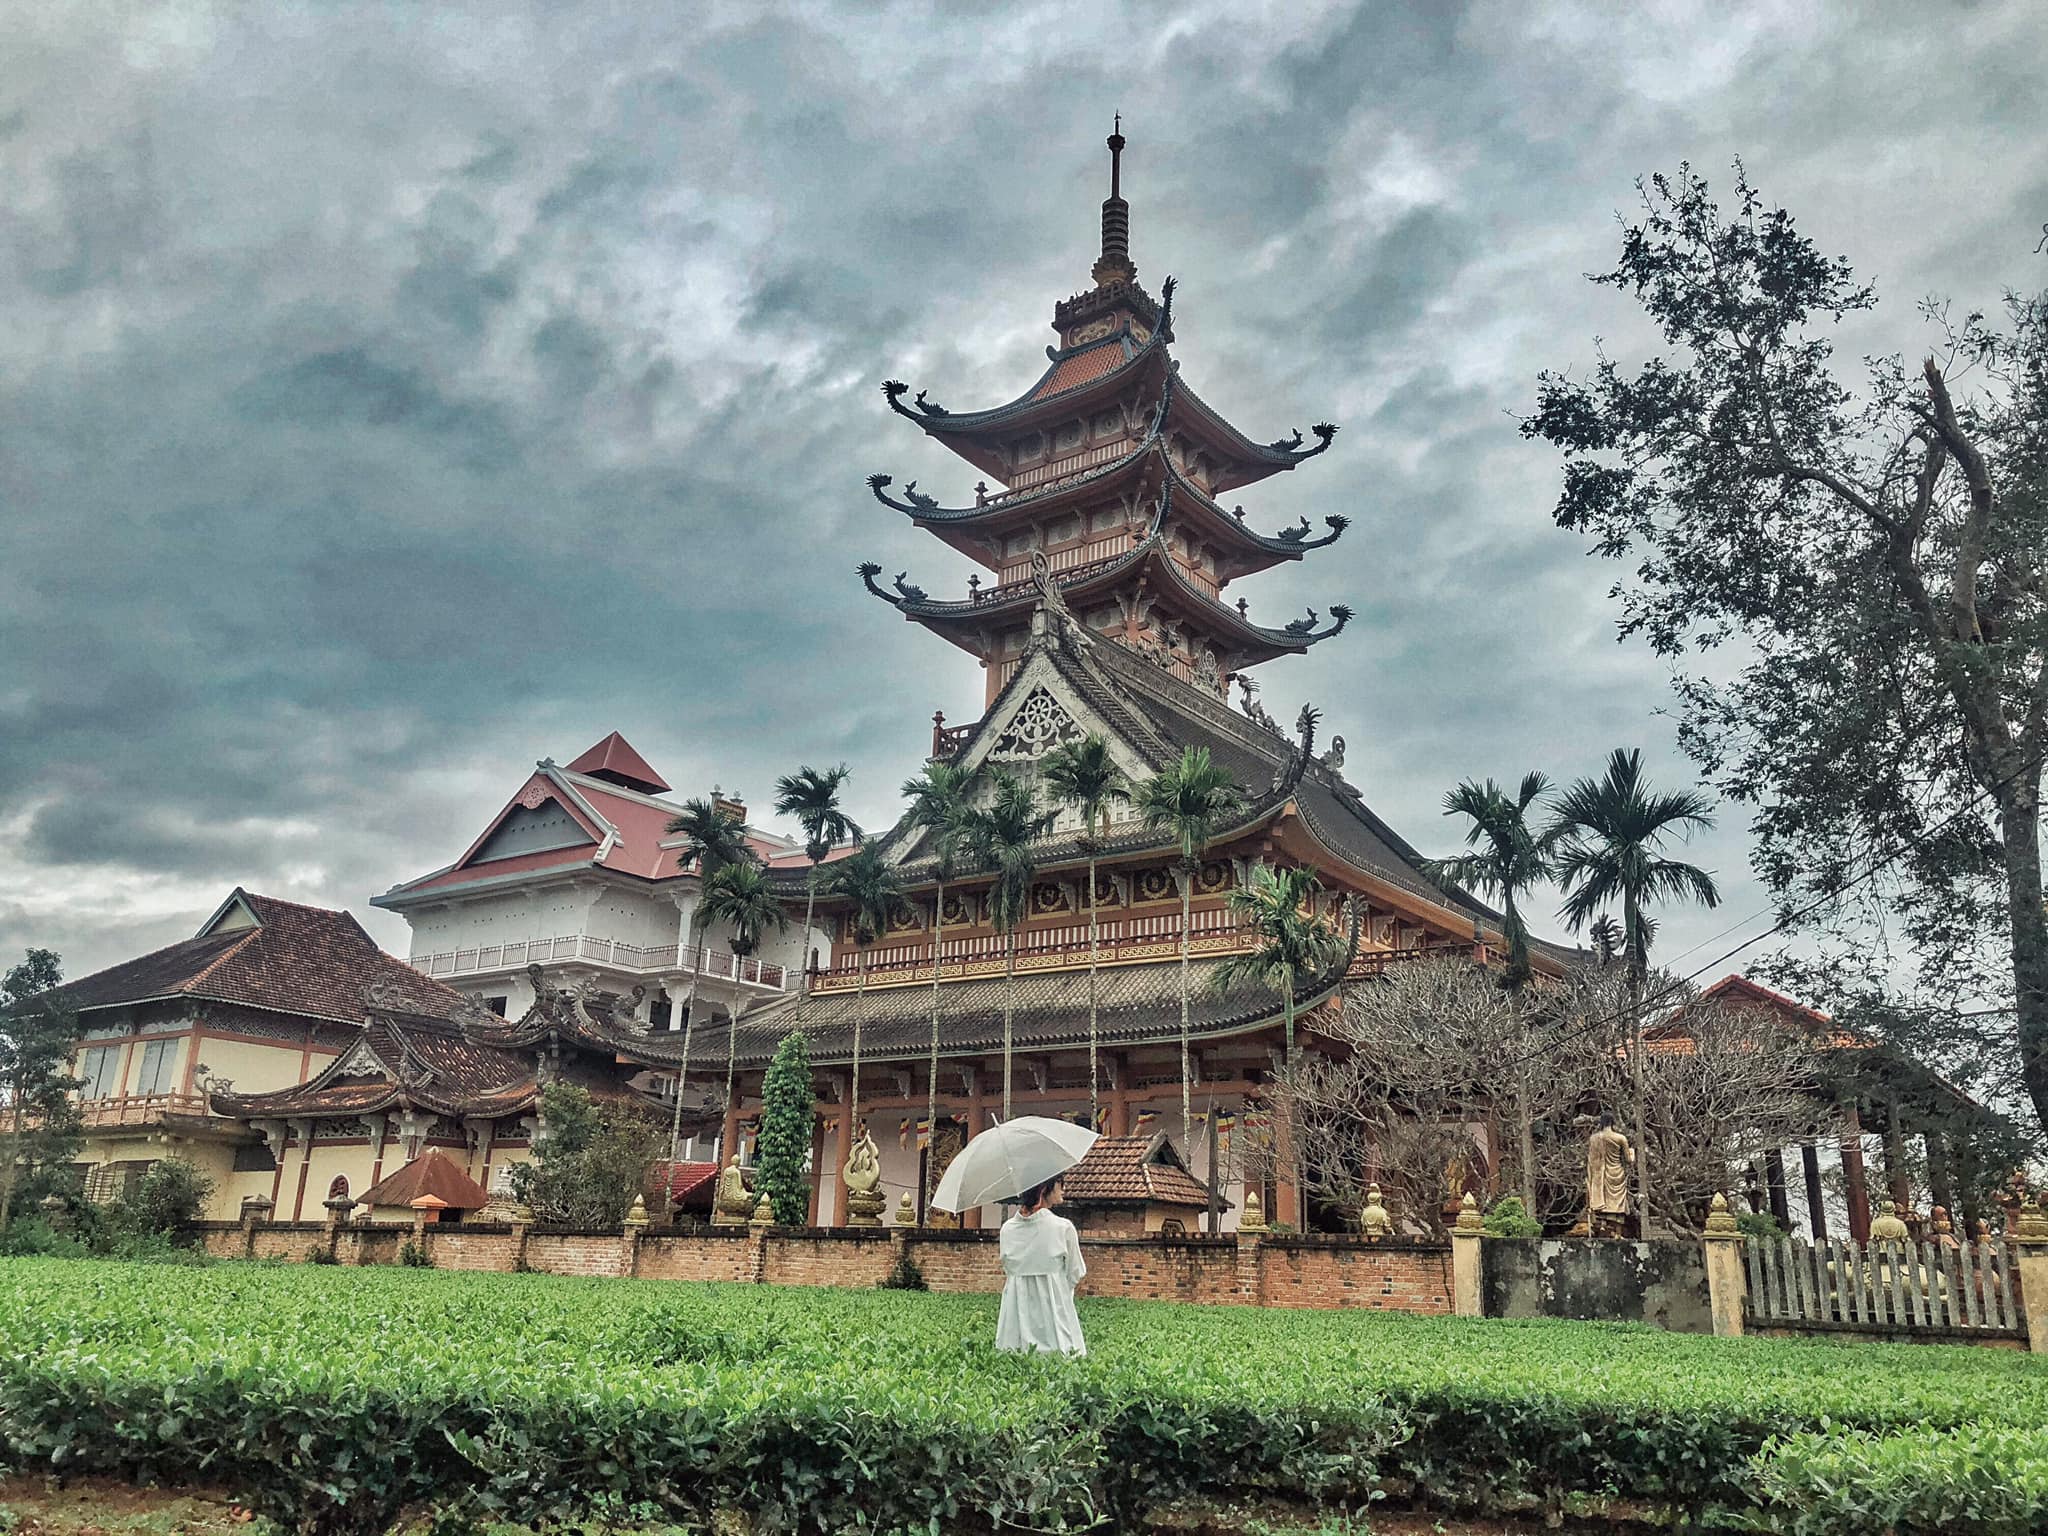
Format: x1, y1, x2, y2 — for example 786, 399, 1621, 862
0, 1477, 1567, 1535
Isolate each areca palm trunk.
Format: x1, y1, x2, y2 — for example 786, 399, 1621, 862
670, 911, 706, 1136
852, 944, 870, 1141
1003, 930, 1018, 1121
926, 883, 944, 1219
1625, 889, 1649, 1234
801, 868, 820, 991
1281, 961, 1302, 1216
1086, 839, 1101, 1129
1178, 862, 1193, 1155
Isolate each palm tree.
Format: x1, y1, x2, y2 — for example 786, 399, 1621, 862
1039, 736, 1130, 1128
1551, 747, 1720, 1234
1420, 773, 1560, 1215
1215, 865, 1344, 1227
1420, 773, 1559, 991
963, 770, 1054, 1120
695, 859, 790, 1161
661, 798, 756, 1185
901, 761, 977, 1213
1134, 747, 1247, 1154
773, 764, 861, 990
824, 842, 907, 1141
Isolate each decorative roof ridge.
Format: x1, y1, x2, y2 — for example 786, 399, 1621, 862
556, 766, 686, 816
178, 924, 264, 997
1175, 375, 1338, 464
1156, 455, 1351, 553
878, 276, 1175, 435
209, 1019, 399, 1115
1131, 543, 1353, 649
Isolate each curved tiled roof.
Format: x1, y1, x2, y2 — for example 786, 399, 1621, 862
703, 941, 1353, 1073
359, 1149, 491, 1211
211, 1009, 537, 1121
1063, 1133, 1213, 1208
27, 890, 471, 1025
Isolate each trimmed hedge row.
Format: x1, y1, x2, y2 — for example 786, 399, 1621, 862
0, 1259, 2043, 1533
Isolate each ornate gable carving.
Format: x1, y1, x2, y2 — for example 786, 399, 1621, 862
988, 687, 1084, 762
330, 1037, 391, 1082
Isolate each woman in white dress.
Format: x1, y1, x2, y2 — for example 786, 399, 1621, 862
995, 1176, 1087, 1356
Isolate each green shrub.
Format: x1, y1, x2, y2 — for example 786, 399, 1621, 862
307, 1245, 339, 1265
507, 1084, 659, 1227
1481, 1196, 1541, 1238
1, 1258, 2045, 1534
756, 1032, 813, 1226
879, 1245, 928, 1291
399, 1240, 434, 1268
119, 1157, 214, 1237
1738, 1210, 1788, 1241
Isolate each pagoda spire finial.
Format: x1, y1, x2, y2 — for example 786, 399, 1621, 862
1092, 117, 1134, 289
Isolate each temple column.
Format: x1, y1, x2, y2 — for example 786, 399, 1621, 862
289, 1118, 315, 1222
1839, 1104, 1872, 1244
962, 1065, 986, 1230
1925, 1125, 1956, 1223
1802, 1140, 1827, 1239
1106, 1053, 1131, 1137
807, 1114, 827, 1227
719, 1078, 741, 1165
1882, 1098, 1912, 1218
1764, 1148, 1791, 1227
830, 1076, 853, 1227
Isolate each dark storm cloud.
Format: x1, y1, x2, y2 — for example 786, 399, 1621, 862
3, 0, 2043, 976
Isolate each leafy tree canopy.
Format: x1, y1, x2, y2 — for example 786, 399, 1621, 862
1525, 164, 2048, 1135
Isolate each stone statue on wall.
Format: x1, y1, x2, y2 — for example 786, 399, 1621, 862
711, 1155, 753, 1226
1585, 1112, 1635, 1238
843, 1124, 886, 1228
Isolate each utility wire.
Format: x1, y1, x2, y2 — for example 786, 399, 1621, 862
1487, 739, 2048, 1076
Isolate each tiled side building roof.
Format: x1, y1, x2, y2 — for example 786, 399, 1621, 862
26, 889, 471, 1024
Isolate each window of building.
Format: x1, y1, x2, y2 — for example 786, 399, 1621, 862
484, 995, 508, 1017
77, 1046, 121, 1100
650, 993, 673, 1031
84, 1160, 153, 1204
132, 1039, 177, 1096
231, 1142, 276, 1173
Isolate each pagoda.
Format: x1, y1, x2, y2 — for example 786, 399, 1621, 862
697, 129, 1581, 1237
861, 121, 1351, 710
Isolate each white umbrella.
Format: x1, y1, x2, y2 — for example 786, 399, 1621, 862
930, 1115, 1098, 1213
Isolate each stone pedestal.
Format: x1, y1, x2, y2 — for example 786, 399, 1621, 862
2014, 1191, 2048, 1355
1450, 1193, 1484, 1318
1701, 1192, 1746, 1338
845, 1187, 886, 1228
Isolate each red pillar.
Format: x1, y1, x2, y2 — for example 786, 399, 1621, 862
1839, 1105, 1872, 1244
829, 1078, 852, 1227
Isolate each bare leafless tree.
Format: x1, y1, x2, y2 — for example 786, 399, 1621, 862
1250, 958, 1832, 1236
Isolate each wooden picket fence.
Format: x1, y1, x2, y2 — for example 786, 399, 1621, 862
1744, 1235, 2024, 1338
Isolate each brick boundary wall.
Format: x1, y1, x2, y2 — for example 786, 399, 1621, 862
184, 1217, 1456, 1313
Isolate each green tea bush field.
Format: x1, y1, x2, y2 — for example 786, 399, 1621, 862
0, 1259, 2042, 1535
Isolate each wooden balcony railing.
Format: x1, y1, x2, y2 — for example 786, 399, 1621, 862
408, 936, 790, 990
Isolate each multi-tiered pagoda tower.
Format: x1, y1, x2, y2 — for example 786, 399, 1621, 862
861, 123, 1351, 710
717, 130, 1575, 1236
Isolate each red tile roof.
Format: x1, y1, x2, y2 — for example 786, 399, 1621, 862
33, 889, 470, 1025
359, 1150, 491, 1211
1062, 1133, 1212, 1208
565, 731, 671, 794
1030, 340, 1127, 400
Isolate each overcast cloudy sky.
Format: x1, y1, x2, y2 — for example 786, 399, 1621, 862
5, 1, 2044, 980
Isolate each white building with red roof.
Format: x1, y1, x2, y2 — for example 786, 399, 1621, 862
372, 732, 826, 1036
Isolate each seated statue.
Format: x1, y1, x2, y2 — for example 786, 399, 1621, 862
711, 1155, 753, 1226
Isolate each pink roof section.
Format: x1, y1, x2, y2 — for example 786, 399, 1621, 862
1031, 339, 1127, 400
566, 731, 670, 794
